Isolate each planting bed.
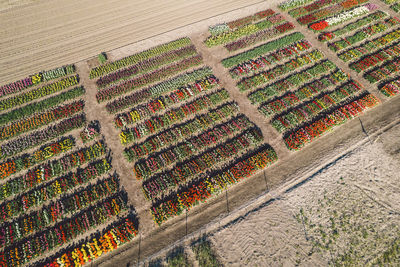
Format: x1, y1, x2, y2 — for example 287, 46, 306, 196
0, 66, 138, 266
221, 14, 380, 150
285, 0, 400, 98
89, 37, 278, 226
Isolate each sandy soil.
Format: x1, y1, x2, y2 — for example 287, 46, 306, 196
210, 124, 400, 266
0, 0, 283, 85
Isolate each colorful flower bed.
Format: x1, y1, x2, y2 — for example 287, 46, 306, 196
279, 0, 315, 11
105, 67, 214, 114
237, 50, 325, 92
119, 92, 232, 144
328, 18, 400, 52
205, 13, 283, 47
222, 9, 276, 31
338, 28, 400, 62
96, 55, 203, 103
117, 87, 227, 129
250, 68, 348, 105
0, 114, 86, 159
258, 69, 349, 117
379, 77, 400, 96
349, 42, 400, 72
288, 0, 343, 18
142, 127, 264, 200
0, 75, 79, 112
222, 32, 305, 68
124, 113, 247, 162
297, 0, 369, 26
0, 100, 84, 141
114, 75, 219, 127
0, 86, 85, 126
0, 191, 124, 266
0, 158, 111, 223
0, 175, 119, 248
0, 140, 106, 202
318, 11, 388, 42
39, 216, 138, 267
229, 40, 312, 79
89, 37, 191, 79
364, 57, 400, 83
134, 120, 254, 179
284, 92, 380, 150
95, 45, 198, 88
270, 81, 363, 133
224, 22, 295, 52
0, 65, 75, 99
151, 144, 277, 225
0, 136, 75, 180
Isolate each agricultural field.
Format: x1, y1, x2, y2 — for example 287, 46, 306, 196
0, 0, 400, 266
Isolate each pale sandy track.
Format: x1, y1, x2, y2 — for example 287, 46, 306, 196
0, 0, 271, 85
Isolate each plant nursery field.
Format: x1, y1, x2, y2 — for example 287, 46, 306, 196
0, 0, 400, 266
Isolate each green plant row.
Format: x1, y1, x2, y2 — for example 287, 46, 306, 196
0, 86, 84, 126
222, 32, 305, 68
279, 0, 314, 11
318, 11, 388, 42
0, 75, 79, 112
89, 37, 191, 79
204, 15, 283, 47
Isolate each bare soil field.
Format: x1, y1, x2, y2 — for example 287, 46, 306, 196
1, 0, 400, 266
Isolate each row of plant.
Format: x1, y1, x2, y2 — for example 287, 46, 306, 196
270, 80, 363, 133
328, 17, 400, 52
228, 9, 276, 29
0, 75, 79, 112
142, 127, 264, 200
0, 86, 85, 126
124, 115, 254, 162
0, 140, 106, 202
114, 75, 220, 128
134, 120, 254, 180
250, 68, 348, 105
257, 69, 349, 116
364, 57, 400, 83
298, 0, 369, 26
379, 77, 400, 96
279, 0, 315, 11
0, 65, 75, 99
0, 100, 84, 141
0, 192, 125, 266
80, 120, 101, 144
123, 113, 246, 162
318, 11, 388, 42
392, 2, 400, 12
96, 55, 202, 103
349, 43, 400, 72
105, 68, 214, 114
229, 40, 313, 79
95, 45, 198, 88
288, 0, 344, 18
0, 158, 112, 223
119, 92, 232, 145
89, 37, 191, 79
338, 29, 400, 62
39, 216, 138, 267
309, 3, 378, 32
151, 144, 277, 225
224, 21, 295, 52
0, 113, 86, 159
0, 175, 119, 247
222, 32, 305, 68
284, 92, 380, 150
205, 13, 285, 47
0, 136, 75, 180
116, 87, 227, 130
237, 49, 325, 92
